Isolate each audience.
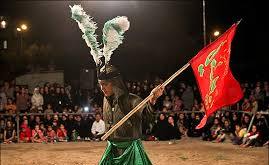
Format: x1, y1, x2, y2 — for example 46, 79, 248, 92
0, 79, 268, 149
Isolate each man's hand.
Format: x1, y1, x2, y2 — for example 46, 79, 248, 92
149, 85, 165, 105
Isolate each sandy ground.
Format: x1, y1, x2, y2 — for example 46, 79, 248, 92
0, 138, 268, 165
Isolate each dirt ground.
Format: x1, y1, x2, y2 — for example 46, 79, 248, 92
0, 138, 268, 165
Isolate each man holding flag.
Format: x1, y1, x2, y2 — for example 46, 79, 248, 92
70, 4, 243, 163
96, 21, 244, 163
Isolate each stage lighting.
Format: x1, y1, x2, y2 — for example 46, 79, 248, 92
84, 106, 89, 112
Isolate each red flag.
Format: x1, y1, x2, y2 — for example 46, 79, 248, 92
190, 23, 243, 129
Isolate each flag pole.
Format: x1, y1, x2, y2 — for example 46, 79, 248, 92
202, 0, 207, 47
246, 111, 256, 133
101, 63, 190, 141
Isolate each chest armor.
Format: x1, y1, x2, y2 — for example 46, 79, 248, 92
103, 95, 142, 140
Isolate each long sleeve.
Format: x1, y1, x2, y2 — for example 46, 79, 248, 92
97, 120, 105, 135
40, 95, 44, 106
31, 96, 36, 106
91, 122, 96, 135
249, 133, 259, 140
91, 120, 105, 135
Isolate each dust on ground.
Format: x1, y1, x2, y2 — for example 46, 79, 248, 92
0, 138, 268, 165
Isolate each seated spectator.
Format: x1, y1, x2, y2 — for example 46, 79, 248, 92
52, 116, 60, 132
191, 101, 200, 111
241, 125, 261, 147
40, 123, 47, 136
187, 114, 202, 137
231, 113, 240, 128
5, 98, 17, 114
3, 121, 16, 144
60, 114, 68, 128
242, 114, 251, 128
231, 124, 247, 145
208, 118, 222, 141
177, 113, 188, 137
80, 114, 93, 140
19, 124, 31, 143
44, 114, 53, 127
66, 114, 75, 139
74, 115, 83, 140
167, 116, 181, 140
91, 113, 105, 141
0, 119, 5, 142
151, 113, 169, 140
31, 87, 44, 113
35, 116, 43, 126
241, 98, 251, 112
256, 114, 269, 145
29, 114, 36, 129
220, 116, 226, 125
44, 104, 54, 114
46, 125, 56, 143
31, 124, 46, 143
70, 129, 79, 142
57, 124, 68, 142
215, 120, 232, 142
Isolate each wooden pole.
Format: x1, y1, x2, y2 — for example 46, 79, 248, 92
203, 0, 207, 47
101, 63, 190, 141
247, 112, 256, 133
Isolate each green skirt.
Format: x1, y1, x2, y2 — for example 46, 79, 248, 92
99, 139, 152, 165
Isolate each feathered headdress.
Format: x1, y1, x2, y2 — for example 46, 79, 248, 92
70, 5, 130, 68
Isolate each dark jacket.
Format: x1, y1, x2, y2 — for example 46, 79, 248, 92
102, 77, 153, 140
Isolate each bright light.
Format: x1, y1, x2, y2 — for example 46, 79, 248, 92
17, 28, 21, 32
21, 24, 27, 30
85, 69, 89, 73
84, 107, 89, 112
0, 20, 6, 29
213, 31, 220, 37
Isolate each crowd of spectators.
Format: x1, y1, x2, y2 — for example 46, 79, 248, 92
0, 78, 268, 148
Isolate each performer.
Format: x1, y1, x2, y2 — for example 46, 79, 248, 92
98, 64, 163, 164
70, 5, 164, 164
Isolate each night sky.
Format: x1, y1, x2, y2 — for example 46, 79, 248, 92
1, 0, 268, 82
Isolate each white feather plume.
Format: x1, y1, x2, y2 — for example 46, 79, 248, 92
102, 16, 130, 64
70, 5, 102, 65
